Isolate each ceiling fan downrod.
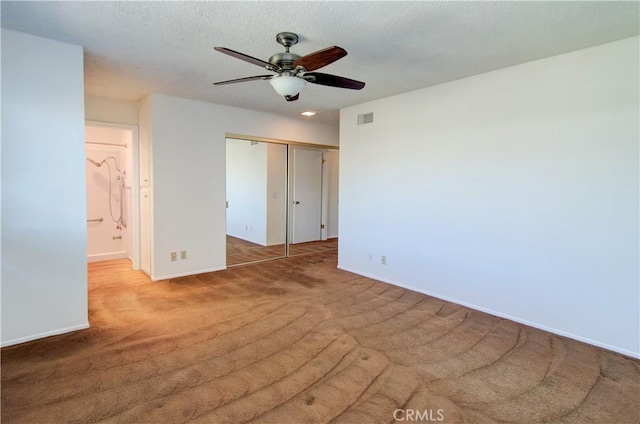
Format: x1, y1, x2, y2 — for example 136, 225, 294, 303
270, 32, 301, 71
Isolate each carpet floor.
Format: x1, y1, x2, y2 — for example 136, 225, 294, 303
2, 251, 638, 423
227, 236, 338, 266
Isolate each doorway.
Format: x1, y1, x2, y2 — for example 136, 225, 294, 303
85, 122, 140, 269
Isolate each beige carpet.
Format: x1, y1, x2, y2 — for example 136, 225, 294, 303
2, 251, 638, 423
227, 236, 338, 266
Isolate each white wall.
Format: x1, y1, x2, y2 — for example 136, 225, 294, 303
142, 94, 338, 280
325, 150, 340, 239
85, 95, 139, 126
1, 29, 88, 346
226, 139, 268, 245
339, 36, 639, 357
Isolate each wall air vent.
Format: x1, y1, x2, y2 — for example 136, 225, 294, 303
357, 112, 374, 125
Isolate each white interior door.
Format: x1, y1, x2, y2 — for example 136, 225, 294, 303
291, 148, 323, 244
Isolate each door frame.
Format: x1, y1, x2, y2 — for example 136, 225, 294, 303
85, 120, 141, 270
226, 133, 338, 151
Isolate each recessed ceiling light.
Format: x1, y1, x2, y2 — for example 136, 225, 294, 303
301, 111, 317, 117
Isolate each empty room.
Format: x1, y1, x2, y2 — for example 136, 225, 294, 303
1, 1, 638, 423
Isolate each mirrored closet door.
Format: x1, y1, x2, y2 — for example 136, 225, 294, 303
226, 138, 287, 266
225, 137, 339, 267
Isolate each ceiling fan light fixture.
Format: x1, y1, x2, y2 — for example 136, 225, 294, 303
270, 75, 306, 97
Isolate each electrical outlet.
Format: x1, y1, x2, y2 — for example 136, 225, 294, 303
180, 250, 187, 260
368, 253, 373, 261
381, 256, 386, 265
170, 252, 177, 261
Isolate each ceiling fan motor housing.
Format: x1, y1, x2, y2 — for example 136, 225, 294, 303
269, 52, 301, 71
271, 32, 302, 71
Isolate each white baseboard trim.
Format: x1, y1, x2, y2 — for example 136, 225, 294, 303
227, 234, 266, 246
337, 264, 639, 359
152, 266, 227, 282
1, 323, 90, 348
88, 252, 128, 263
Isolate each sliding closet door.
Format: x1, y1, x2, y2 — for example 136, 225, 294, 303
225, 138, 287, 266
290, 147, 323, 244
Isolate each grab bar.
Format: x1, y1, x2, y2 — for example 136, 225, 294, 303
87, 217, 104, 223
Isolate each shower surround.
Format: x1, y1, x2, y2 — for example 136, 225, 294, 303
85, 125, 133, 262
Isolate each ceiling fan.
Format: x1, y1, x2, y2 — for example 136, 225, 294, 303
213, 32, 365, 102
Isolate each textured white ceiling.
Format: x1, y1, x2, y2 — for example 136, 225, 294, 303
2, 1, 638, 126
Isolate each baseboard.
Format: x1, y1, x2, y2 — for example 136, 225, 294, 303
337, 264, 640, 359
1, 323, 90, 348
87, 252, 128, 263
152, 266, 227, 281
227, 234, 266, 246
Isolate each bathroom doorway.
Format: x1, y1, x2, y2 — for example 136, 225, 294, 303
85, 122, 140, 269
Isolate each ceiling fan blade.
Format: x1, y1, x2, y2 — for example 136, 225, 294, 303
214, 47, 278, 70
213, 75, 273, 85
304, 72, 365, 90
293, 46, 347, 71
285, 94, 299, 102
